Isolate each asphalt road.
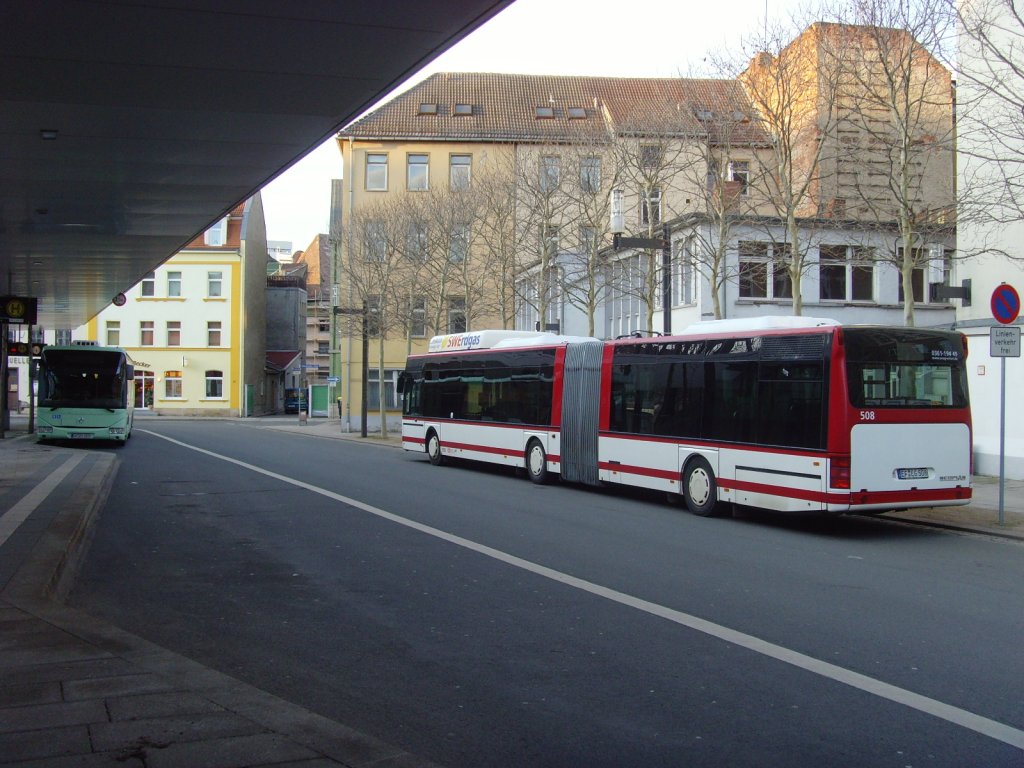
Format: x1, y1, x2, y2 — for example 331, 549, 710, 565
70, 421, 1024, 767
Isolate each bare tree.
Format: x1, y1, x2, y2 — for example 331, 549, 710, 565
469, 150, 526, 330
955, 0, 1024, 256
827, 2, 957, 325
558, 130, 623, 336
730, 17, 846, 315
672, 79, 774, 319
340, 197, 411, 437
607, 104, 702, 331
513, 144, 577, 330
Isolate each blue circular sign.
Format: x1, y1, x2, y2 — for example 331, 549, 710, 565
991, 284, 1020, 325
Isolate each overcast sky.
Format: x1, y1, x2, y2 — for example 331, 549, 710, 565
260, 0, 805, 254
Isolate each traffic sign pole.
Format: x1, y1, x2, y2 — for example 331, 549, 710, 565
990, 284, 1021, 525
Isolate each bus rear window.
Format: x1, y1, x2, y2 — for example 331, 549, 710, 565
843, 328, 968, 408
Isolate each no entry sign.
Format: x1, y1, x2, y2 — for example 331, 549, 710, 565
991, 283, 1020, 325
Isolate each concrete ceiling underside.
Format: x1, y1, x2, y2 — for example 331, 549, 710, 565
0, 0, 513, 329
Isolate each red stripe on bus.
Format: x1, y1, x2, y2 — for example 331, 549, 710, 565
432, 439, 561, 464
720, 478, 971, 506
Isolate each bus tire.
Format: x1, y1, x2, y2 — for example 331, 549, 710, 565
426, 430, 445, 466
683, 457, 720, 517
525, 439, 548, 484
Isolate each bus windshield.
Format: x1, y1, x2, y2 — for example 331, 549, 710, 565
843, 328, 968, 409
39, 349, 127, 409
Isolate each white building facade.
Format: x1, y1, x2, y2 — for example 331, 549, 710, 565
956, 0, 1024, 478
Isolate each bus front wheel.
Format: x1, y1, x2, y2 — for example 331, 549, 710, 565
426, 431, 445, 466
526, 439, 548, 484
683, 458, 721, 517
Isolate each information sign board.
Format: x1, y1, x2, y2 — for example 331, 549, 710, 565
990, 326, 1021, 358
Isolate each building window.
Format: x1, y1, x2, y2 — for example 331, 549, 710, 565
454, 103, 473, 116
640, 188, 662, 226
207, 271, 222, 297
540, 156, 561, 192
738, 241, 792, 300
205, 218, 227, 246
674, 240, 696, 306
167, 321, 181, 347
140, 321, 154, 346
167, 271, 182, 297
898, 246, 950, 304
317, 341, 329, 355
640, 144, 662, 169
728, 161, 750, 195
449, 223, 470, 263
105, 321, 120, 346
141, 272, 155, 297
207, 321, 222, 346
365, 295, 382, 337
580, 156, 601, 193
366, 153, 388, 191
897, 247, 926, 303
407, 153, 429, 191
368, 369, 400, 409
205, 370, 224, 398
535, 106, 555, 119
365, 220, 386, 262
164, 370, 183, 398
607, 254, 642, 337
819, 244, 874, 302
580, 226, 596, 252
406, 221, 428, 261
411, 297, 426, 338
318, 319, 329, 332
55, 329, 72, 346
448, 297, 467, 333
449, 154, 472, 189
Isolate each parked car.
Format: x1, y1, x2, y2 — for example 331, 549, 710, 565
284, 389, 307, 414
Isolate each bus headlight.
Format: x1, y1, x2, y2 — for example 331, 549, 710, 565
36, 426, 53, 434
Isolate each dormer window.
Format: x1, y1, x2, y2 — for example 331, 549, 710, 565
567, 107, 586, 119
535, 106, 555, 119
418, 103, 438, 115
454, 103, 473, 116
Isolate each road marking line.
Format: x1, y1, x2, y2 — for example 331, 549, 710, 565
142, 430, 1024, 750
0, 453, 87, 547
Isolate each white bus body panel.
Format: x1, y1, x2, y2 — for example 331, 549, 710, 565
723, 449, 828, 513
847, 422, 971, 511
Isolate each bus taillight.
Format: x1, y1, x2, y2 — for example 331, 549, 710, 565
830, 456, 851, 490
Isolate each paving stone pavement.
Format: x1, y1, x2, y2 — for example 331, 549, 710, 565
1, 414, 1020, 767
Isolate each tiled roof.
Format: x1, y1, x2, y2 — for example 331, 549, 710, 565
340, 73, 769, 146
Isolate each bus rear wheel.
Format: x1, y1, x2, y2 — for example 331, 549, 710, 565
683, 457, 721, 517
526, 439, 548, 484
426, 430, 445, 466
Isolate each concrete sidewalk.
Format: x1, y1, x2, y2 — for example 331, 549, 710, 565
1, 416, 1020, 767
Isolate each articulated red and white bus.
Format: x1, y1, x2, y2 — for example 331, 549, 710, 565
399, 318, 972, 516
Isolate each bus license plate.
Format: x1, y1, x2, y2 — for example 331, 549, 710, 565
69, 433, 93, 439
897, 467, 928, 480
